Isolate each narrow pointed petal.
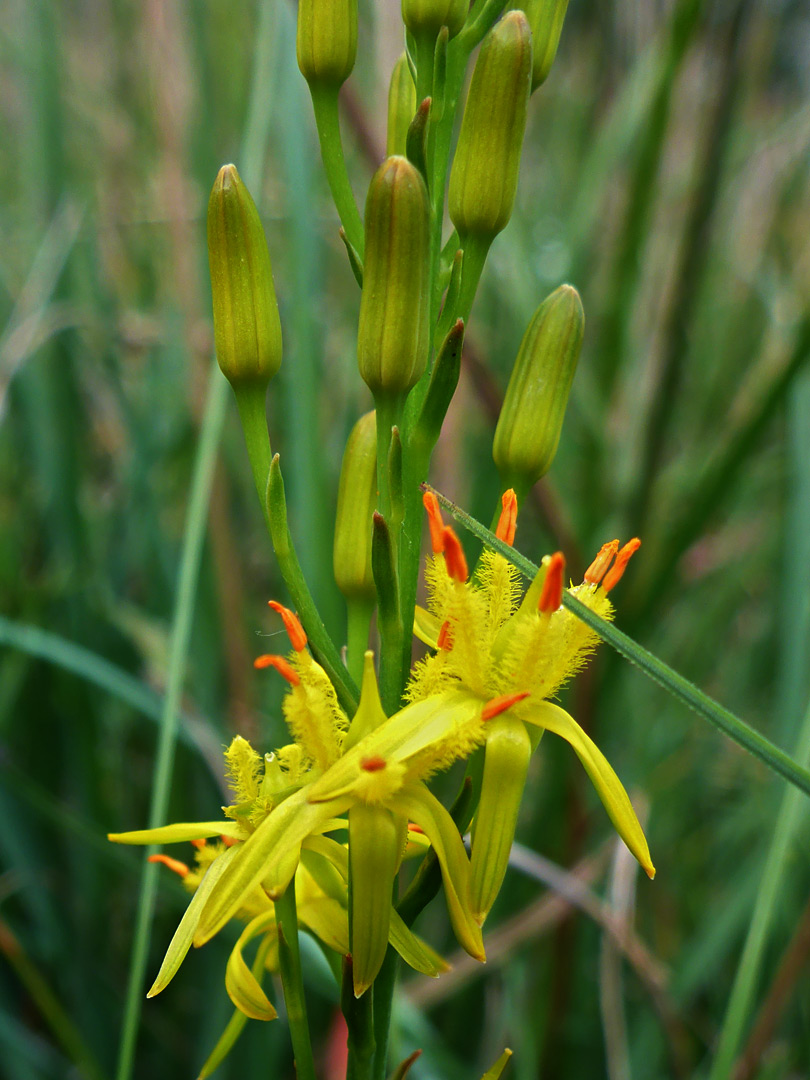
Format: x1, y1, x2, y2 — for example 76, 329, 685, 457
109, 821, 243, 845
343, 651, 388, 751
523, 702, 655, 878
481, 1048, 513, 1079
195, 789, 351, 946
147, 846, 240, 997
396, 783, 485, 962
298, 886, 350, 955
388, 907, 449, 977
349, 804, 399, 996
470, 717, 531, 924
225, 911, 278, 1020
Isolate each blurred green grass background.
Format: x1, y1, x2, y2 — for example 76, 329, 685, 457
2, 0, 810, 1077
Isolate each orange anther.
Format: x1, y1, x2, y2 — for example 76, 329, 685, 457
148, 854, 189, 877
603, 538, 641, 592
437, 619, 454, 651
495, 489, 518, 546
423, 491, 445, 553
253, 654, 301, 685
220, 834, 239, 847
408, 823, 425, 835
538, 552, 565, 613
190, 838, 206, 849
584, 539, 619, 585
482, 690, 531, 721
442, 526, 468, 582
361, 755, 387, 772
268, 600, 308, 651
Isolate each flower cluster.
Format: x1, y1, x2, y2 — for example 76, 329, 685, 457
110, 490, 652, 1023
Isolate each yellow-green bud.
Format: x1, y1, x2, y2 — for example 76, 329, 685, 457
521, 0, 570, 90
386, 53, 417, 157
333, 411, 377, 603
357, 157, 430, 397
207, 164, 282, 391
493, 284, 584, 495
402, 0, 467, 39
297, 0, 358, 88
448, 11, 532, 242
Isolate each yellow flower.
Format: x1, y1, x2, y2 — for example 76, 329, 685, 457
410, 490, 654, 923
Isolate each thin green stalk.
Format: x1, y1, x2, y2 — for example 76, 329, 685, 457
267, 456, 359, 713
234, 383, 272, 511
346, 600, 373, 686
115, 365, 229, 1080
309, 83, 364, 255
275, 885, 317, 1080
429, 485, 810, 800
453, 233, 490, 325
343, 959, 376, 1080
371, 946, 399, 1080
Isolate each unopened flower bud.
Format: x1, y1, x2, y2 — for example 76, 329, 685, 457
493, 284, 584, 496
402, 0, 467, 39
357, 157, 430, 398
387, 53, 417, 157
333, 412, 377, 603
297, 0, 358, 89
448, 11, 532, 243
207, 164, 282, 391
521, 0, 570, 90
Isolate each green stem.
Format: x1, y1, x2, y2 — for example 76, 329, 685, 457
267, 456, 359, 713
371, 946, 399, 1080
429, 485, 810, 801
234, 383, 272, 512
275, 884, 317, 1080
309, 83, 364, 255
375, 393, 402, 524
453, 232, 490, 325
346, 599, 374, 686
343, 959, 376, 1080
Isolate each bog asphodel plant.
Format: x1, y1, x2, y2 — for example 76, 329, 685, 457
110, 2, 655, 1078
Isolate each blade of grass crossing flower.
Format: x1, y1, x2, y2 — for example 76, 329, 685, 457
708, 374, 810, 1079
115, 7, 279, 1077
428, 486, 810, 800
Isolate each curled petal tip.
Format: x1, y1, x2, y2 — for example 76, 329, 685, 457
495, 489, 518, 545
538, 552, 565, 613
253, 654, 300, 685
442, 526, 468, 582
603, 538, 641, 592
267, 600, 307, 651
423, 490, 445, 553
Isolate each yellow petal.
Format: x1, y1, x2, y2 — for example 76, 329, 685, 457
147, 845, 240, 997
470, 717, 531, 924
349, 804, 399, 996
396, 782, 485, 962
108, 821, 243, 845
225, 911, 278, 1021
388, 907, 449, 978
343, 651, 388, 751
523, 701, 655, 879
194, 788, 351, 946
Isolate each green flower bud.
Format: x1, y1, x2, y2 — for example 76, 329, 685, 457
448, 11, 532, 242
401, 0, 468, 39
357, 157, 430, 398
207, 164, 282, 391
333, 411, 377, 603
386, 52, 417, 157
296, 0, 358, 88
492, 284, 584, 496
520, 0, 570, 90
